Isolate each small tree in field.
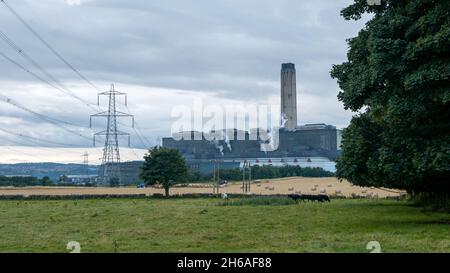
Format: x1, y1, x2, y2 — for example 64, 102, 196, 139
140, 146, 189, 197
109, 177, 120, 188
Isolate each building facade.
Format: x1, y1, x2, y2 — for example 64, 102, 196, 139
162, 124, 339, 162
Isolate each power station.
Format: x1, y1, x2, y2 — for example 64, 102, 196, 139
57, 63, 341, 185
162, 63, 342, 175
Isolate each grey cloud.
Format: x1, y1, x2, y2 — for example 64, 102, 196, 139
0, 0, 367, 152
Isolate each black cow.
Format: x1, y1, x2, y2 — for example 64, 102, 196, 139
316, 194, 331, 202
288, 194, 303, 203
288, 194, 331, 203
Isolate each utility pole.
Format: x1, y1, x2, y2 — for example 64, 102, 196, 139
242, 160, 251, 193
211, 159, 221, 194
90, 84, 134, 186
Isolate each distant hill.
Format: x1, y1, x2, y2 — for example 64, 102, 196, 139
0, 161, 145, 184
0, 163, 98, 181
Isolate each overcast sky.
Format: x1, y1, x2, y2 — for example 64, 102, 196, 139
0, 0, 369, 163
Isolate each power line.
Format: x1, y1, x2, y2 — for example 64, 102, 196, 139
0, 47, 104, 148
0, 93, 92, 140
0, 93, 83, 127
0, 127, 83, 148
132, 125, 151, 149
0, 134, 74, 155
104, 100, 149, 152
1, 0, 102, 92
0, 30, 99, 112
0, 49, 60, 91
122, 104, 152, 149
97, 97, 150, 150
116, 121, 149, 149
0, 0, 143, 159
0, 143, 35, 158
0, 135, 89, 156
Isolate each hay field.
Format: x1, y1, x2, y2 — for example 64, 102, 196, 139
0, 177, 404, 198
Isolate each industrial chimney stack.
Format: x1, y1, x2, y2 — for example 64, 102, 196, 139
281, 63, 297, 131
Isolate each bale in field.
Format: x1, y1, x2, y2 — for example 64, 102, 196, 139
288, 187, 294, 191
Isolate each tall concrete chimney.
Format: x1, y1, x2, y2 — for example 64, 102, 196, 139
281, 63, 297, 131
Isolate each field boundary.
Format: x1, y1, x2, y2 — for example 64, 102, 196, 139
0, 193, 405, 201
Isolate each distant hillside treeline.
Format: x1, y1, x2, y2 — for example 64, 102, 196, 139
0, 164, 335, 186
0, 163, 97, 181
0, 176, 53, 187
190, 165, 335, 182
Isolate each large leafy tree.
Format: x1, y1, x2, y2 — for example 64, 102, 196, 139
140, 146, 189, 197
331, 0, 449, 196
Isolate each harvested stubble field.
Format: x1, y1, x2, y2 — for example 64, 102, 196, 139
0, 177, 404, 198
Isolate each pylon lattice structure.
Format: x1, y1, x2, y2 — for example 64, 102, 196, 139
90, 84, 134, 186
242, 160, 251, 193
82, 152, 89, 175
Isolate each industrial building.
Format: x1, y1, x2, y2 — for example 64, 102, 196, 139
162, 63, 342, 174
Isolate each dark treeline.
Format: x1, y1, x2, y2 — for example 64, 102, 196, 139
1, 166, 334, 187
0, 176, 95, 187
190, 165, 335, 182
0, 176, 53, 187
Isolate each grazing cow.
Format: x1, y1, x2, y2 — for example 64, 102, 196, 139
317, 194, 331, 202
288, 194, 302, 203
288, 194, 331, 203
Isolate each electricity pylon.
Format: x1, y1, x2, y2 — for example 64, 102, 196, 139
90, 84, 134, 186
82, 152, 89, 181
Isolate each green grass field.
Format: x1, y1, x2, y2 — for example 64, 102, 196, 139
0, 198, 449, 253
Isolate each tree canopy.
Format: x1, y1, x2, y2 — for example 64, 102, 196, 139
331, 0, 449, 196
140, 146, 189, 196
